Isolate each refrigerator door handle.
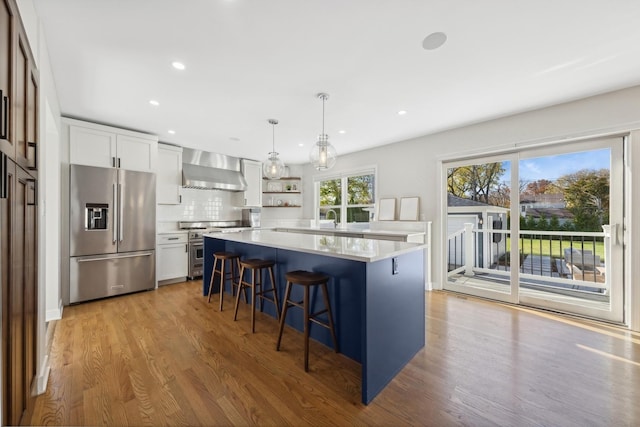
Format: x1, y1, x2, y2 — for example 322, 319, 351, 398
119, 182, 124, 242
112, 183, 117, 243
76, 252, 154, 262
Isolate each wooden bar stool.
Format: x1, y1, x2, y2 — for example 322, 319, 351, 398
276, 270, 338, 372
233, 259, 280, 333
208, 251, 242, 311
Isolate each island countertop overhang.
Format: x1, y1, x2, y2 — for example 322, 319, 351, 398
204, 229, 425, 262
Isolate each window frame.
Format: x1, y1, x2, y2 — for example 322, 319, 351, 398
314, 166, 377, 225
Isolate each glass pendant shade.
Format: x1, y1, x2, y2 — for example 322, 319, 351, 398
309, 92, 337, 170
264, 118, 285, 179
263, 152, 285, 179
309, 134, 337, 170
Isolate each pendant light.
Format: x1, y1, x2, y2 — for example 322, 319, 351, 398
309, 92, 337, 170
263, 119, 285, 179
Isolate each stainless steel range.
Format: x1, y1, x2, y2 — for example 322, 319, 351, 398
180, 221, 252, 279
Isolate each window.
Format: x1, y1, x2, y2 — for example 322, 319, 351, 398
316, 169, 375, 225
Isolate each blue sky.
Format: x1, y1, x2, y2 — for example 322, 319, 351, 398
501, 149, 610, 184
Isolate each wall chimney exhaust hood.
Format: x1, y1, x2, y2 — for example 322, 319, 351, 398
182, 148, 248, 191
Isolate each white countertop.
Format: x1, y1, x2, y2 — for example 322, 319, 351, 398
276, 226, 425, 238
204, 229, 425, 262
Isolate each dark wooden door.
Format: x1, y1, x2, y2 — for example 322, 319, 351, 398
0, 0, 14, 157
1, 153, 14, 425
11, 161, 25, 425
16, 165, 37, 425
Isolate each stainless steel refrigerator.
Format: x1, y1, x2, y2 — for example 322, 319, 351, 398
69, 165, 156, 303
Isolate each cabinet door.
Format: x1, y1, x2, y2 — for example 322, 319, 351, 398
1, 155, 14, 425
157, 145, 182, 204
15, 166, 36, 425
69, 125, 117, 168
13, 28, 27, 170
0, 0, 14, 157
25, 66, 37, 171
116, 134, 157, 172
157, 243, 188, 280
242, 159, 262, 206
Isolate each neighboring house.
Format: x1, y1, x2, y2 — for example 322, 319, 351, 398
520, 194, 573, 225
447, 194, 509, 268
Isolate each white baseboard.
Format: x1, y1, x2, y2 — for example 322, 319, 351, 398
36, 354, 51, 395
45, 299, 63, 322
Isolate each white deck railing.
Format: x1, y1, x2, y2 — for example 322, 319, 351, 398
447, 223, 611, 293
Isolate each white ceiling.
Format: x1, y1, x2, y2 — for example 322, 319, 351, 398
34, 0, 640, 164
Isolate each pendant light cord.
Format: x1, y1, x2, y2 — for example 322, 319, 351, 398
322, 96, 325, 135
272, 123, 275, 152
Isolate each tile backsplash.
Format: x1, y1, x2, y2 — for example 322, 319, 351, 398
157, 188, 243, 222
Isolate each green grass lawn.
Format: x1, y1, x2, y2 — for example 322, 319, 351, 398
504, 237, 605, 261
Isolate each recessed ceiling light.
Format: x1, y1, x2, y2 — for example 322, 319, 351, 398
338, 130, 346, 134
172, 61, 185, 70
422, 32, 447, 50
149, 100, 159, 106
397, 110, 407, 115
298, 143, 304, 147
168, 130, 176, 135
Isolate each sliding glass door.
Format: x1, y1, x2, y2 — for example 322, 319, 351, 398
444, 153, 519, 304
443, 137, 625, 323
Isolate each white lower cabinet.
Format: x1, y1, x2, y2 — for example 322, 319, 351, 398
157, 233, 188, 283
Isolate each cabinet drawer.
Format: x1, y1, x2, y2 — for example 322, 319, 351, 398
157, 233, 188, 244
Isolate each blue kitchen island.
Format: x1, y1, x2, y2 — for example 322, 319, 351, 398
203, 229, 426, 404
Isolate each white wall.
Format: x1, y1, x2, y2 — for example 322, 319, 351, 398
302, 84, 640, 331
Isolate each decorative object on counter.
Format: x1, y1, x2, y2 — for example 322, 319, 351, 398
377, 198, 396, 221
309, 93, 337, 170
399, 196, 420, 221
263, 118, 285, 179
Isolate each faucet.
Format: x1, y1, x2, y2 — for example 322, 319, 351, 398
325, 209, 338, 228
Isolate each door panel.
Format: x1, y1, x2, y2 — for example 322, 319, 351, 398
1, 155, 14, 424
118, 169, 155, 252
69, 125, 117, 168
69, 165, 117, 256
443, 136, 625, 323
13, 31, 26, 169
444, 154, 518, 304
11, 163, 24, 425
517, 138, 624, 322
26, 67, 37, 171
70, 252, 155, 303
0, 0, 13, 157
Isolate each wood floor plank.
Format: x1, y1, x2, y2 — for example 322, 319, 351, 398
29, 282, 640, 426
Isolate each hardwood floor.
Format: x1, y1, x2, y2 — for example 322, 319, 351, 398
31, 281, 640, 426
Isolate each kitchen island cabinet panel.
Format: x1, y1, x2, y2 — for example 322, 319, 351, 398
203, 231, 425, 404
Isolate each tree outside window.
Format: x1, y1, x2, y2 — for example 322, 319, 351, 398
318, 172, 375, 224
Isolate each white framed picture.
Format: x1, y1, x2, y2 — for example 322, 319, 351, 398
399, 197, 419, 221
377, 198, 396, 221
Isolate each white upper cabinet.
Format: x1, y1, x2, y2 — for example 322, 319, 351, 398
242, 159, 262, 206
116, 134, 157, 172
157, 143, 182, 205
66, 118, 158, 172
69, 126, 116, 168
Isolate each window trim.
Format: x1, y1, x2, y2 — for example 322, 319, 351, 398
314, 166, 377, 225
